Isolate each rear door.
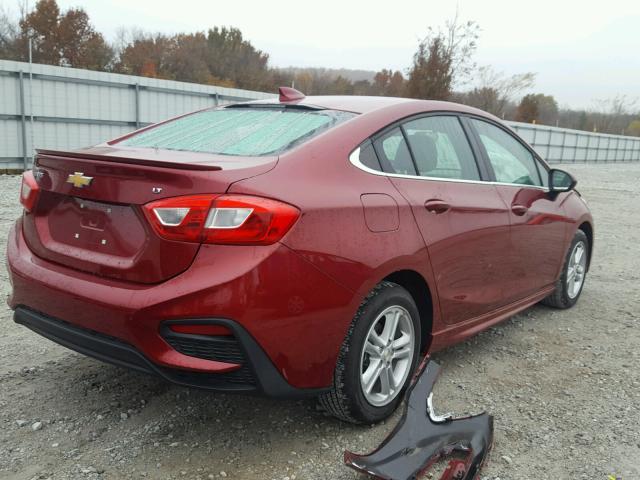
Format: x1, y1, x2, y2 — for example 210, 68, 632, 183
374, 114, 512, 325
465, 117, 568, 300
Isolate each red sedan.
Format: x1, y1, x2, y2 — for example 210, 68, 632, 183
7, 88, 593, 423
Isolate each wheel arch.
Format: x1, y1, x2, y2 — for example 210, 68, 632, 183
577, 221, 593, 271
383, 270, 434, 352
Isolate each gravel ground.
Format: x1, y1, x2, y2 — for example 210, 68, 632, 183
0, 163, 639, 480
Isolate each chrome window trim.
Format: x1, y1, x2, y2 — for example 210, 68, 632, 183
349, 147, 550, 192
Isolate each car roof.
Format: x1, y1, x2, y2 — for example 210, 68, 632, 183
243, 95, 498, 120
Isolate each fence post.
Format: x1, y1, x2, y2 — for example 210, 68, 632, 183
559, 131, 567, 163
18, 70, 29, 170
625, 138, 631, 162
214, 93, 219, 106
135, 83, 141, 129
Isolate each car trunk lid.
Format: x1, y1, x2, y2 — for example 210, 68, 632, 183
23, 146, 277, 284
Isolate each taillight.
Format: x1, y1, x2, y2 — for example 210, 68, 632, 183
143, 194, 300, 245
20, 171, 40, 212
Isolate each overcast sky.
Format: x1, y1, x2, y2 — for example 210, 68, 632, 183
32, 0, 640, 109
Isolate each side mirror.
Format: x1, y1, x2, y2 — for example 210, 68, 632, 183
549, 169, 577, 193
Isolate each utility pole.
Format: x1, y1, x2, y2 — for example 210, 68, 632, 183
28, 36, 34, 168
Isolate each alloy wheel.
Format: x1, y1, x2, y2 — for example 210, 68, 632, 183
359, 305, 415, 407
566, 240, 587, 299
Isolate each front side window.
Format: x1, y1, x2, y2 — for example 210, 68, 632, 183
536, 159, 549, 187
470, 119, 542, 186
403, 116, 480, 181
117, 107, 355, 156
373, 127, 416, 175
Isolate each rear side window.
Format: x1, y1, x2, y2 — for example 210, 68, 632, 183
373, 128, 416, 175
470, 119, 542, 186
403, 116, 480, 181
117, 107, 355, 156
358, 140, 382, 171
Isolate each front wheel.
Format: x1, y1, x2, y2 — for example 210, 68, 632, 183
319, 281, 421, 424
542, 229, 589, 309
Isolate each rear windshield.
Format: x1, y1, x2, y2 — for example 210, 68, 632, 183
117, 107, 356, 156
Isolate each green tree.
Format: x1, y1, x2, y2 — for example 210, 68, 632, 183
406, 38, 452, 100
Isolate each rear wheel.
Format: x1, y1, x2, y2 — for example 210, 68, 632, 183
542, 230, 589, 309
319, 281, 421, 424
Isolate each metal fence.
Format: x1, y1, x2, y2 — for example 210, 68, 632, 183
1, 59, 639, 170
507, 121, 640, 164
0, 60, 274, 170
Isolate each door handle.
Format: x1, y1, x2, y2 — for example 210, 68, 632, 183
424, 200, 451, 214
511, 204, 529, 216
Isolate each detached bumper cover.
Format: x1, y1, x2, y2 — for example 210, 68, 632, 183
344, 358, 493, 480
14, 307, 327, 398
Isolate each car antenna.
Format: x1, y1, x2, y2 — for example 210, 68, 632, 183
278, 86, 305, 102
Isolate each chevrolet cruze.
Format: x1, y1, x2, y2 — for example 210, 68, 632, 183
7, 88, 593, 423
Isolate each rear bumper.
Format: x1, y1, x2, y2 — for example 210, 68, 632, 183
14, 307, 327, 397
7, 218, 356, 391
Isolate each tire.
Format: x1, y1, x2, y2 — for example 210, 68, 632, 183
542, 229, 589, 309
319, 281, 421, 424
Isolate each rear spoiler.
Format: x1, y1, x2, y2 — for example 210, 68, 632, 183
35, 149, 222, 172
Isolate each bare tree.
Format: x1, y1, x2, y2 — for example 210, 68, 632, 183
406, 14, 479, 100
442, 11, 480, 88
0, 6, 19, 59
461, 66, 535, 117
590, 95, 638, 134
112, 26, 146, 58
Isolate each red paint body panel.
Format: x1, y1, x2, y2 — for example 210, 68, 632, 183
6, 95, 593, 393
388, 178, 512, 324
23, 153, 277, 283
8, 219, 355, 387
493, 185, 571, 300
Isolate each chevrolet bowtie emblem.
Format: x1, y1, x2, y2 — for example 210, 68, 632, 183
66, 172, 93, 188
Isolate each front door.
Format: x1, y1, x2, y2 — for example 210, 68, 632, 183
467, 118, 569, 301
